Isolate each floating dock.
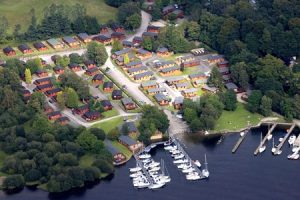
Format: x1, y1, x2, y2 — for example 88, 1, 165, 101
254, 123, 277, 155
232, 129, 249, 153
274, 123, 296, 155
133, 154, 154, 186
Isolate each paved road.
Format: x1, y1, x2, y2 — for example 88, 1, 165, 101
164, 110, 189, 140
127, 11, 151, 42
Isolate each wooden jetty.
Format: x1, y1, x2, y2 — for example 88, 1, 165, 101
274, 123, 296, 155
254, 123, 277, 155
232, 129, 249, 153
133, 154, 154, 186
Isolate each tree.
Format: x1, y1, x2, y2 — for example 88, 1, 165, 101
26, 58, 43, 73
0, 16, 8, 43
111, 40, 123, 53
76, 132, 104, 153
125, 13, 141, 30
25, 68, 32, 84
208, 66, 224, 90
260, 95, 272, 116
56, 55, 70, 67
56, 91, 66, 109
220, 89, 237, 111
2, 175, 25, 190
69, 53, 83, 64
86, 42, 108, 66
107, 128, 120, 141
123, 53, 130, 64
183, 108, 198, 124
90, 128, 106, 140
65, 88, 79, 108
247, 90, 262, 113
142, 37, 153, 51
92, 159, 114, 174
117, 2, 140, 26
186, 21, 200, 41
230, 62, 249, 90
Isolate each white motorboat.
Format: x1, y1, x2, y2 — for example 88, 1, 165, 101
259, 132, 266, 153
151, 144, 157, 148
202, 154, 210, 178
288, 135, 296, 145
147, 162, 160, 168
267, 134, 273, 141
279, 137, 283, 142
194, 160, 201, 168
148, 182, 165, 189
170, 149, 181, 155
173, 159, 189, 164
135, 181, 150, 188
186, 174, 201, 181
240, 131, 245, 137
182, 167, 195, 173
174, 154, 185, 160
149, 166, 161, 172
274, 149, 282, 155
129, 166, 142, 173
142, 159, 151, 163
177, 163, 191, 169
164, 145, 176, 151
288, 152, 300, 160
271, 138, 276, 154
292, 146, 300, 153
130, 172, 142, 178
139, 154, 151, 159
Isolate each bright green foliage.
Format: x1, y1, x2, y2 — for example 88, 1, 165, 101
260, 95, 272, 116
25, 68, 32, 84
87, 42, 108, 66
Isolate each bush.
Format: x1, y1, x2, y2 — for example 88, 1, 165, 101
3, 175, 25, 190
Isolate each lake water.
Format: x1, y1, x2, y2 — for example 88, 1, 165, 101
1, 128, 300, 200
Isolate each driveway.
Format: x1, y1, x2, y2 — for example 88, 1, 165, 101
127, 11, 151, 41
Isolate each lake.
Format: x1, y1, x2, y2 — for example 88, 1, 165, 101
1, 128, 300, 200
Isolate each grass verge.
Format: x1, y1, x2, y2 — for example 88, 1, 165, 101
91, 116, 124, 133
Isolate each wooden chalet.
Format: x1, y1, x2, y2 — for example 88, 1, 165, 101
166, 77, 186, 86
154, 61, 176, 70
147, 87, 166, 96
141, 80, 157, 90
82, 111, 101, 121
133, 36, 143, 45
99, 25, 109, 34
22, 89, 31, 102
68, 63, 82, 72
122, 40, 133, 48
45, 88, 62, 97
225, 82, 238, 92
127, 66, 148, 76
136, 49, 152, 60
133, 71, 153, 82
111, 48, 131, 59
154, 93, 169, 106
192, 79, 207, 87
111, 24, 125, 33
123, 122, 138, 135
92, 74, 104, 85
3, 46, 16, 56
33, 42, 48, 51
121, 98, 136, 110
163, 5, 175, 15
93, 35, 112, 45
189, 73, 207, 81
44, 104, 54, 114
18, 44, 33, 54
123, 60, 143, 70
157, 47, 172, 57
85, 67, 99, 76
47, 38, 63, 49
191, 48, 206, 56
34, 83, 53, 92
103, 81, 114, 92
53, 66, 64, 75
173, 96, 184, 110
56, 116, 70, 125
147, 25, 160, 33
84, 60, 97, 69
175, 82, 189, 91
74, 104, 89, 115
34, 77, 51, 86
36, 69, 49, 78
100, 100, 113, 111
182, 88, 197, 98
105, 140, 126, 165
181, 59, 200, 68
222, 74, 231, 83
77, 33, 91, 43
217, 60, 229, 68
176, 55, 195, 65
206, 54, 225, 64
218, 67, 230, 75
115, 53, 135, 66
112, 90, 123, 100
48, 111, 62, 120
62, 36, 80, 47
111, 32, 126, 41
160, 66, 181, 76
201, 85, 218, 94
142, 32, 158, 39
118, 135, 141, 152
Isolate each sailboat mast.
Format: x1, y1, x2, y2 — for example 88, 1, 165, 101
205, 154, 208, 171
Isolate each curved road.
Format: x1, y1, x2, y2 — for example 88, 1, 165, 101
127, 11, 152, 41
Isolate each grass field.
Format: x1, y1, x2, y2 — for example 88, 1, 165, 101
92, 116, 124, 133
214, 103, 262, 132
0, 0, 117, 33
102, 109, 119, 119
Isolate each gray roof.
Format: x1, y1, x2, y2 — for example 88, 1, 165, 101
157, 47, 168, 53
183, 88, 197, 93
47, 38, 61, 46
175, 82, 189, 88
225, 82, 238, 90
119, 135, 137, 146
154, 93, 168, 102
174, 96, 184, 104
202, 85, 218, 92
124, 122, 138, 133
189, 73, 206, 79
222, 74, 231, 81
148, 87, 166, 93
63, 36, 77, 44
117, 53, 134, 62
194, 79, 207, 84
114, 48, 131, 56
124, 60, 142, 68
142, 32, 158, 37
141, 80, 157, 88
137, 49, 151, 55
160, 66, 180, 73
166, 76, 185, 83
123, 40, 133, 46
127, 66, 147, 74
77, 33, 89, 40
134, 71, 153, 80
207, 54, 224, 60
121, 97, 134, 105
104, 140, 121, 156
155, 60, 175, 68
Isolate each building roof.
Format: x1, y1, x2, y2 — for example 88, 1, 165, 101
202, 85, 218, 92
53, 65, 64, 71
183, 88, 197, 93
160, 66, 180, 73
157, 47, 168, 53
111, 32, 125, 37
133, 36, 143, 42
125, 122, 138, 133
68, 63, 80, 68
93, 35, 111, 41
154, 93, 168, 102
56, 116, 69, 122
124, 60, 142, 68
101, 100, 112, 107
141, 80, 157, 88
35, 77, 51, 83
121, 97, 134, 105
148, 87, 166, 93
174, 96, 184, 104
92, 73, 104, 81
3, 46, 14, 53
116, 53, 135, 62
119, 135, 137, 146
122, 40, 133, 47
112, 89, 122, 96
222, 74, 231, 81
45, 88, 62, 95
166, 76, 185, 83
218, 67, 229, 73
35, 84, 53, 91
83, 111, 101, 118
163, 5, 175, 12
33, 42, 47, 49
218, 60, 229, 65
155, 60, 175, 68
76, 104, 89, 111
103, 81, 113, 88
127, 66, 147, 74
36, 69, 47, 74
207, 54, 224, 60
84, 60, 96, 66
114, 48, 131, 56
172, 9, 183, 15
104, 140, 121, 156
142, 32, 158, 38
86, 67, 99, 73
48, 111, 61, 117
189, 73, 206, 79
18, 44, 31, 51
137, 49, 151, 55
77, 33, 89, 40
147, 25, 160, 30
225, 82, 238, 90
47, 38, 61, 46
134, 71, 153, 79
63, 36, 77, 44
175, 82, 189, 88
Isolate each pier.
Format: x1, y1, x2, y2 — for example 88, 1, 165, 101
274, 123, 296, 155
254, 123, 277, 155
133, 154, 154, 186
232, 129, 250, 153
171, 137, 206, 179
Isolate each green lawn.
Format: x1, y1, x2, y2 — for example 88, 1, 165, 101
182, 67, 199, 75
214, 103, 262, 132
0, 0, 117, 34
92, 116, 124, 133
102, 109, 119, 118
111, 141, 133, 159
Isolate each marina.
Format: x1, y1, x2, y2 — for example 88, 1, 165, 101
254, 123, 277, 155
232, 129, 250, 153
274, 123, 296, 155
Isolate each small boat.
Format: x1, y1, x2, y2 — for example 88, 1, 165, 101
149, 166, 161, 172
274, 149, 282, 155
164, 145, 176, 151
142, 159, 151, 163
130, 172, 142, 178
288, 152, 300, 160
129, 166, 142, 173
259, 132, 266, 153
186, 174, 201, 181
135, 181, 150, 188
174, 154, 184, 160
150, 144, 157, 149
139, 154, 151, 159
177, 163, 191, 169
279, 137, 284, 142
202, 154, 210, 178
170, 149, 181, 154
267, 134, 273, 141
173, 159, 189, 164
148, 182, 165, 189
288, 135, 296, 145
271, 138, 276, 154
240, 131, 245, 137
182, 167, 195, 173
292, 146, 300, 153
194, 160, 201, 168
